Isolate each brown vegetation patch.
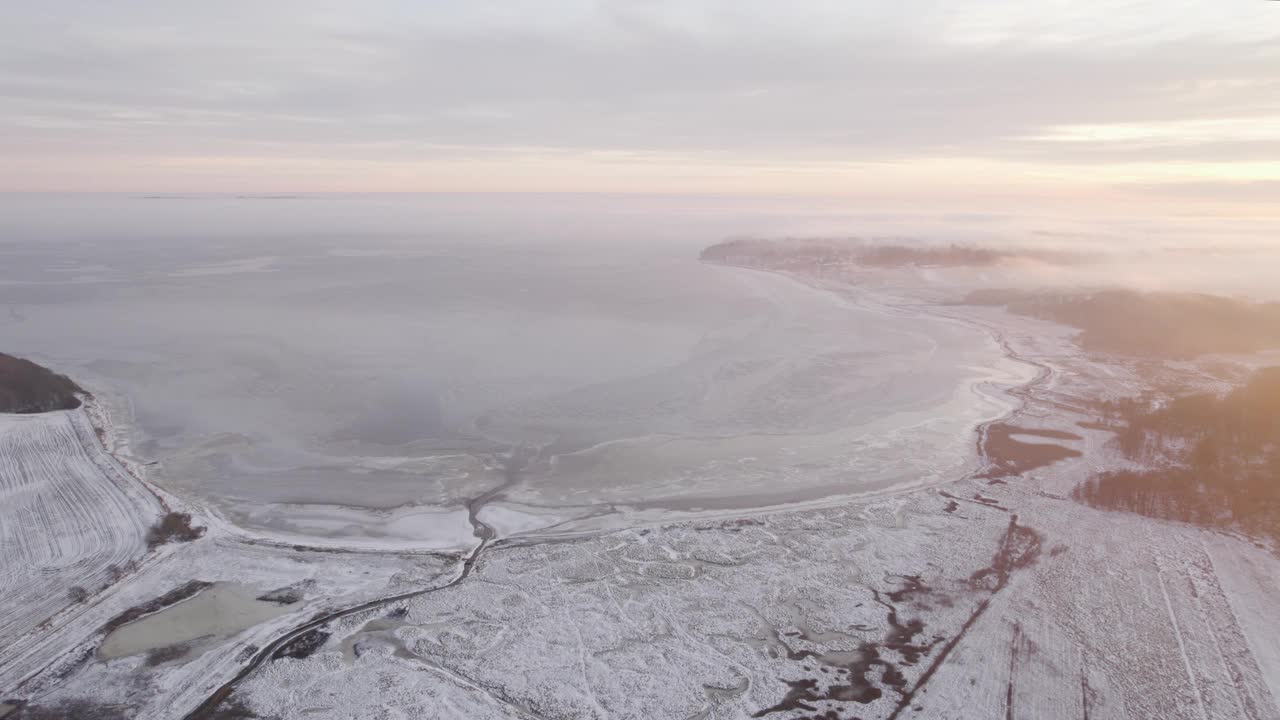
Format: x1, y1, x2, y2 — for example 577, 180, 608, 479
146, 512, 206, 548
272, 629, 330, 660
1074, 366, 1280, 540
102, 580, 212, 635
965, 288, 1280, 358
980, 423, 1082, 480
0, 353, 83, 413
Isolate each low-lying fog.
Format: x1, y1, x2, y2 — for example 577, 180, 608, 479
2, 194, 1276, 534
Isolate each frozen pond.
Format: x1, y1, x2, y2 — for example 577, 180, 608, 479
98, 583, 295, 660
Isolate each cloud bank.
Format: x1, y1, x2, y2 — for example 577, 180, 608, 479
1, 0, 1277, 201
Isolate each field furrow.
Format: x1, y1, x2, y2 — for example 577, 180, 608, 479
0, 408, 162, 679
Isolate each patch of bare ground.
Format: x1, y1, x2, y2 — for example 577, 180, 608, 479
0, 353, 83, 413
145, 512, 205, 548
979, 423, 1082, 481
271, 629, 331, 660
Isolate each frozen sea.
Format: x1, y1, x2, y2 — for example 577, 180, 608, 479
1, 194, 1038, 537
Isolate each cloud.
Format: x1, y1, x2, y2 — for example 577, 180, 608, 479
1127, 179, 1280, 202
1, 0, 1278, 191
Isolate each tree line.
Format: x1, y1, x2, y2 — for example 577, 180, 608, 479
1074, 367, 1280, 540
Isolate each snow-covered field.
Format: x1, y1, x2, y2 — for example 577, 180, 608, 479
0, 400, 465, 719
238, 488, 1280, 720
12, 534, 461, 719
0, 407, 160, 685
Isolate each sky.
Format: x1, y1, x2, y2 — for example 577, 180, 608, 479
1, 0, 1278, 209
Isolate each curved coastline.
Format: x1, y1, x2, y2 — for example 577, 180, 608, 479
87, 257, 1048, 547
392, 264, 1050, 545
1, 266, 1058, 718
726, 264, 1050, 490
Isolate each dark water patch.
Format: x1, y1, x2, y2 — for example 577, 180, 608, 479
753, 662, 886, 717
885, 575, 928, 605
752, 678, 825, 716
874, 588, 944, 667
754, 575, 944, 717
883, 574, 951, 611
